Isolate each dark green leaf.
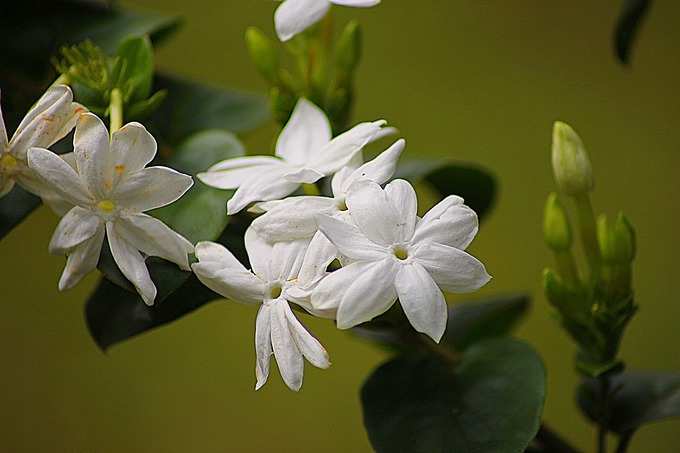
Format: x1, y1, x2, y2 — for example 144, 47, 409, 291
0, 186, 41, 241
614, 0, 652, 65
116, 35, 154, 102
361, 338, 546, 453
149, 74, 270, 145
397, 160, 496, 222
127, 90, 167, 121
578, 371, 680, 434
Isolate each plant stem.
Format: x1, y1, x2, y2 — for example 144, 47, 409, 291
52, 73, 71, 87
597, 374, 611, 453
615, 431, 634, 453
574, 193, 600, 283
109, 88, 124, 134
555, 249, 580, 287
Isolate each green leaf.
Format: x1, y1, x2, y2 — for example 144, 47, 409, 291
614, 0, 652, 65
149, 74, 270, 145
397, 160, 497, 222
361, 338, 546, 453
0, 186, 41, 241
127, 90, 167, 121
353, 294, 530, 353
578, 371, 680, 434
116, 35, 154, 103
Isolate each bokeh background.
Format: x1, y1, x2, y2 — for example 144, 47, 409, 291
1, 1, 679, 451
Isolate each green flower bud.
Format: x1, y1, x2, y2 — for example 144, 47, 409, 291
335, 21, 362, 75
597, 212, 636, 265
551, 121, 594, 196
245, 27, 280, 84
543, 193, 572, 251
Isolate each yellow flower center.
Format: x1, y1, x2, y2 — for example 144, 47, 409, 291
97, 199, 116, 214
0, 153, 18, 173
336, 198, 348, 211
393, 246, 409, 260
268, 283, 283, 300
114, 164, 126, 175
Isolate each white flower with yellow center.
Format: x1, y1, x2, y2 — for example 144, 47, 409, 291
275, 0, 380, 42
192, 227, 331, 391
27, 113, 194, 305
312, 179, 491, 342
0, 85, 85, 199
198, 98, 388, 215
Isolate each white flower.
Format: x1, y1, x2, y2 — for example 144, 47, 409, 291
27, 113, 194, 305
198, 98, 388, 215
192, 227, 331, 392
0, 85, 85, 199
311, 179, 491, 342
275, 0, 380, 42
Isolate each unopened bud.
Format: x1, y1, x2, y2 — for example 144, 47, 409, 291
597, 213, 636, 265
335, 21, 362, 75
543, 193, 572, 251
245, 27, 279, 84
552, 121, 594, 196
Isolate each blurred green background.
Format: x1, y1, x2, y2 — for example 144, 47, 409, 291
1, 1, 679, 451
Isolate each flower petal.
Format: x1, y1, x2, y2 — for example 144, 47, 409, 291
309, 120, 387, 175
107, 221, 157, 305
58, 222, 105, 290
283, 167, 325, 184
226, 166, 300, 215
251, 196, 336, 242
244, 226, 274, 280
297, 230, 338, 288
385, 179, 418, 242
413, 242, 491, 293
27, 147, 92, 206
194, 240, 246, 270
275, 98, 331, 165
275, 0, 331, 42
114, 166, 193, 212
284, 302, 330, 369
255, 303, 273, 390
199, 156, 283, 189
270, 299, 304, 391
345, 179, 400, 246
116, 213, 194, 270
316, 214, 388, 261
49, 206, 101, 254
110, 122, 157, 185
270, 238, 310, 282
0, 178, 15, 198
339, 139, 405, 195
330, 0, 380, 6
73, 113, 113, 199
413, 196, 479, 250
395, 263, 448, 343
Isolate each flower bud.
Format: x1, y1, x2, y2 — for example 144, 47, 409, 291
597, 212, 636, 265
543, 193, 572, 252
335, 21, 362, 75
551, 121, 594, 195
245, 27, 280, 84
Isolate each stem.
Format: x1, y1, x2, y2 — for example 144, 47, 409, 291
555, 249, 580, 287
574, 193, 600, 283
52, 73, 71, 87
109, 88, 124, 134
615, 431, 634, 453
597, 375, 611, 453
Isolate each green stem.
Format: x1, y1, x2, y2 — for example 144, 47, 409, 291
615, 431, 634, 453
597, 375, 611, 453
555, 249, 580, 287
109, 88, 124, 134
52, 73, 71, 87
574, 193, 600, 283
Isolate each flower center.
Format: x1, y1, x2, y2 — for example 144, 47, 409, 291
267, 282, 283, 300
393, 245, 409, 260
97, 199, 116, 214
336, 197, 348, 212
0, 153, 18, 174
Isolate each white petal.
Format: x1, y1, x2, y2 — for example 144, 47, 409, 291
346, 179, 400, 246
413, 242, 491, 293
283, 167, 324, 184
194, 241, 245, 269
413, 196, 478, 250
395, 263, 448, 343
106, 222, 157, 305
309, 120, 387, 175
10, 85, 85, 158
340, 139, 405, 195
275, 0, 331, 42
58, 222, 105, 290
297, 230, 338, 288
244, 225, 274, 280
49, 206, 101, 254
27, 147, 92, 206
116, 213, 194, 270
384, 179, 418, 242
330, 166, 354, 197
114, 166, 193, 212
330, 0, 380, 6
284, 302, 330, 369
199, 156, 283, 189
251, 196, 336, 242
275, 98, 331, 165
255, 304, 273, 390
226, 166, 300, 215
73, 113, 113, 199
270, 238, 310, 281
316, 214, 388, 261
270, 299, 304, 391
109, 122, 157, 187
